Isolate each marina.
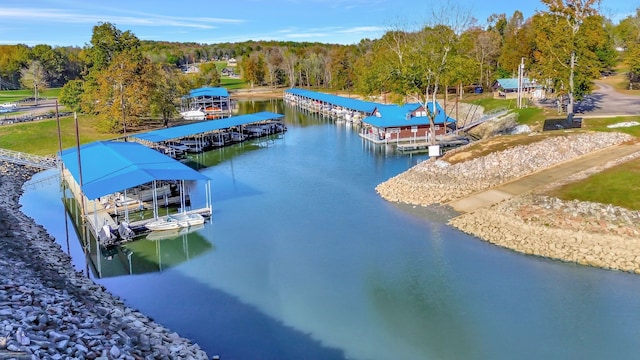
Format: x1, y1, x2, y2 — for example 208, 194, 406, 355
284, 87, 468, 154
20, 99, 640, 360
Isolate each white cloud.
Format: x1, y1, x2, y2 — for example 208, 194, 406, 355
0, 7, 243, 29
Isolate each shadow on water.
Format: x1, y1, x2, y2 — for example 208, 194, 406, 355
104, 268, 347, 360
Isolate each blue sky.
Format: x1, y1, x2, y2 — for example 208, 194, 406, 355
0, 0, 636, 47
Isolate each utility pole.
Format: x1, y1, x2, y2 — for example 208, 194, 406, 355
517, 57, 525, 109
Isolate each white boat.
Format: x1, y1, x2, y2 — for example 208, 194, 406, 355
169, 213, 205, 227
180, 110, 206, 120
145, 223, 204, 241
145, 217, 181, 231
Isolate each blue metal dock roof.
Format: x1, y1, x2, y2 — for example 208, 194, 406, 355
285, 88, 378, 113
362, 102, 456, 128
60, 141, 209, 200
131, 111, 284, 143
189, 87, 229, 98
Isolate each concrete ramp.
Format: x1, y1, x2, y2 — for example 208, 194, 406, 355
447, 142, 640, 214
449, 189, 513, 213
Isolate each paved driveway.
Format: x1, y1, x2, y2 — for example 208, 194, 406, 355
574, 81, 640, 116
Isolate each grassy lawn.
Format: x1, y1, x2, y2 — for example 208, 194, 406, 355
0, 114, 116, 156
0, 88, 61, 103
468, 96, 545, 127
582, 116, 640, 138
469, 96, 515, 112
547, 157, 640, 210
220, 77, 247, 90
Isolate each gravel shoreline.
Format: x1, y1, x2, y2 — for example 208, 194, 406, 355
0, 163, 210, 359
377, 131, 640, 274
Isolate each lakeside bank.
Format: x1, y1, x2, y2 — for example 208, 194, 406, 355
0, 162, 209, 359
376, 131, 640, 274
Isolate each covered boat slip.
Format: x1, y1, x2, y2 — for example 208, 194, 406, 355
60, 141, 212, 243
284, 88, 377, 121
285, 88, 464, 151
131, 111, 285, 152
180, 87, 232, 119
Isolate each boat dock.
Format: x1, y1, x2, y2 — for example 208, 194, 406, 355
60, 141, 213, 245
284, 88, 377, 122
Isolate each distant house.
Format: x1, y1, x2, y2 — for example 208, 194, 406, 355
492, 78, 544, 100
184, 64, 200, 74
227, 58, 237, 67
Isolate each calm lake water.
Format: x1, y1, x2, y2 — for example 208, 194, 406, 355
21, 99, 640, 360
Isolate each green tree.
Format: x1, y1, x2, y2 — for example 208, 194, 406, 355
402, 3, 472, 144
149, 63, 182, 127
30, 44, 67, 87
59, 79, 84, 112
627, 44, 640, 88
87, 22, 141, 71
538, 0, 602, 114
197, 62, 221, 86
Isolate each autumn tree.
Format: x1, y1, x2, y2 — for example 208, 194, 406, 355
538, 0, 602, 114
399, 1, 473, 144
0, 45, 29, 89
197, 62, 221, 86
282, 50, 298, 87
91, 51, 154, 133
20, 60, 48, 105
497, 11, 532, 77
240, 53, 266, 87
264, 47, 284, 88
461, 26, 501, 88
330, 47, 356, 93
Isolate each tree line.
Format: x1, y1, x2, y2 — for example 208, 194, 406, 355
0, 0, 638, 133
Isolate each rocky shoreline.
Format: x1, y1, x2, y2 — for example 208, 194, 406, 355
377, 131, 640, 274
0, 163, 210, 359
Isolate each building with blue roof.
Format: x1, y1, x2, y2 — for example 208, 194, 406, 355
60, 141, 213, 242
492, 78, 544, 100
284, 88, 457, 145
180, 86, 232, 120
361, 102, 456, 144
